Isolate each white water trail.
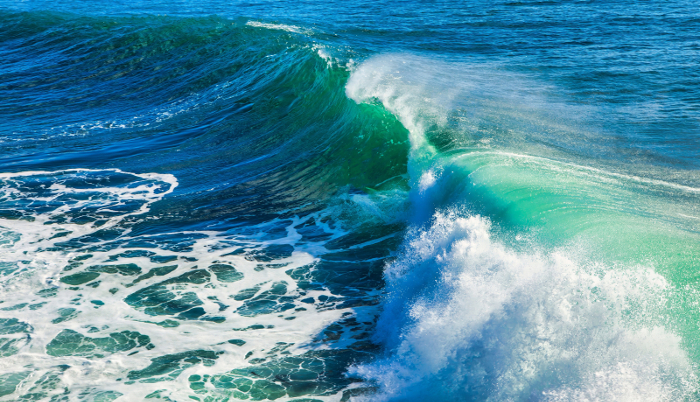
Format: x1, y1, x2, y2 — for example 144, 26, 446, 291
0, 169, 356, 401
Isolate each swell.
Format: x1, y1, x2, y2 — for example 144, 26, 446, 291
0, 11, 411, 227
0, 15, 412, 399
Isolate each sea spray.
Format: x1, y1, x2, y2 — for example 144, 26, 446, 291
350, 211, 697, 400
346, 54, 700, 401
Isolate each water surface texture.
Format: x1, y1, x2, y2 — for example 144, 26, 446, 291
1, 1, 700, 401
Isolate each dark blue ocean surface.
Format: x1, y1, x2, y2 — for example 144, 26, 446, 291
0, 1, 699, 401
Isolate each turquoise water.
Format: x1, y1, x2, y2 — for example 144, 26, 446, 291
0, 1, 699, 400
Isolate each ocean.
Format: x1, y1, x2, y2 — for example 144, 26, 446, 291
1, 1, 699, 400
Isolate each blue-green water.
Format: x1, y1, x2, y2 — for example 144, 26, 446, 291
1, 1, 699, 401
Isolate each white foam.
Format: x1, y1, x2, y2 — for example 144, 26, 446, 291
350, 211, 697, 401
312, 44, 336, 67
0, 169, 177, 288
0, 169, 361, 401
246, 21, 314, 35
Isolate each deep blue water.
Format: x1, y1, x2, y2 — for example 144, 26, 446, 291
1, 1, 699, 401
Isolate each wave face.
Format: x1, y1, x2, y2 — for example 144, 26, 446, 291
345, 54, 700, 401
1, 2, 700, 401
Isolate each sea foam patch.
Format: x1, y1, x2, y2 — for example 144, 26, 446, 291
0, 169, 382, 401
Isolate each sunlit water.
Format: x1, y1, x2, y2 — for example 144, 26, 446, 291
1, 1, 699, 401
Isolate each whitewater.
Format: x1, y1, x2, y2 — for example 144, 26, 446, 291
1, 1, 700, 401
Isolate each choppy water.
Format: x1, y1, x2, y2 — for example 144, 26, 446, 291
1, 1, 699, 401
